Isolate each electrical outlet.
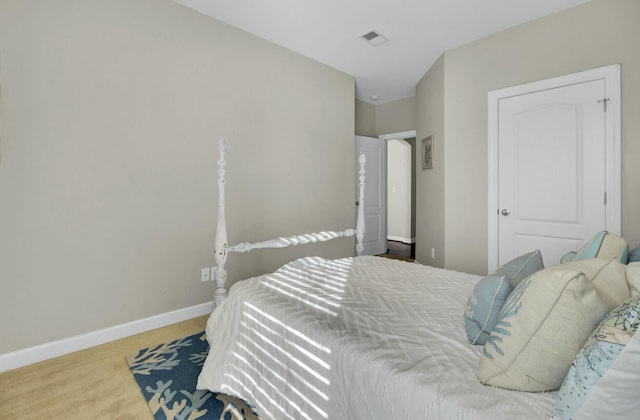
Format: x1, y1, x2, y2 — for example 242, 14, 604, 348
201, 267, 211, 282
431, 248, 436, 259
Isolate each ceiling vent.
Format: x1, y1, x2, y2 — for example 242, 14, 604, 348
360, 30, 388, 46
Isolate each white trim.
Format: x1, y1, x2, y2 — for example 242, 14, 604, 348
604, 66, 622, 236
0, 302, 213, 373
487, 88, 500, 272
379, 130, 416, 141
387, 235, 415, 244
487, 64, 621, 272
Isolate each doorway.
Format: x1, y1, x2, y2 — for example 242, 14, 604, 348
355, 130, 417, 258
380, 131, 417, 259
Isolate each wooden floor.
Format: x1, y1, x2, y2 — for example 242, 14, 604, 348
0, 315, 208, 420
379, 240, 415, 261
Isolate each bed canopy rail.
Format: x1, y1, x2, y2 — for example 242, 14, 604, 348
212, 137, 366, 307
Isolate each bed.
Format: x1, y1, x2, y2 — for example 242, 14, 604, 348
196, 138, 640, 420
196, 255, 555, 419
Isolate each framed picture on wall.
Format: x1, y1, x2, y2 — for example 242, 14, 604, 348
421, 135, 433, 170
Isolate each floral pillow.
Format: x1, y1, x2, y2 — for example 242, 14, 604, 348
555, 297, 640, 419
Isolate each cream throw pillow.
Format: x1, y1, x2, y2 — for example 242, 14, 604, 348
560, 258, 630, 310
478, 266, 609, 392
625, 262, 640, 297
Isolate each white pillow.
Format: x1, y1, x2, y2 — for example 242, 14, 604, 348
478, 266, 608, 391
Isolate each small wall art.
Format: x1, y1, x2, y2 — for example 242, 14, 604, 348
421, 135, 433, 170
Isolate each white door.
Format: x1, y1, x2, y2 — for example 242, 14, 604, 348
498, 80, 605, 267
356, 135, 387, 255
489, 65, 621, 270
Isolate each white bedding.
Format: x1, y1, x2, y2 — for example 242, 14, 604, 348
197, 256, 555, 419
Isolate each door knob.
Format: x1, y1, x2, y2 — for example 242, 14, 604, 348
501, 209, 511, 216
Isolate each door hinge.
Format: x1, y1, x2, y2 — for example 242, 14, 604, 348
604, 192, 607, 205
598, 98, 610, 112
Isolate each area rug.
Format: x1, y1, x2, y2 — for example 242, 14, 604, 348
126, 332, 260, 420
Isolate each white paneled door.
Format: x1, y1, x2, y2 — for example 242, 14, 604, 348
355, 135, 387, 255
489, 65, 621, 270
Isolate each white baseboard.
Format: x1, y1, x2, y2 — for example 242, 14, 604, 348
387, 236, 415, 244
0, 301, 213, 373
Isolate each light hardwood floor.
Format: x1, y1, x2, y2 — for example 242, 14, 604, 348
0, 315, 208, 420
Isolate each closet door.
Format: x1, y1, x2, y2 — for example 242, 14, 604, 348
498, 80, 605, 267
488, 65, 620, 270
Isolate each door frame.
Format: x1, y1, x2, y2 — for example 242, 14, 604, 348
487, 65, 621, 272
380, 130, 417, 248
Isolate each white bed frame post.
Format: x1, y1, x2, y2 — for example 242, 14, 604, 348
211, 137, 366, 308
356, 153, 366, 257
213, 137, 228, 306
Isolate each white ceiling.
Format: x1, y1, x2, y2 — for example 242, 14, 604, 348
174, 0, 591, 104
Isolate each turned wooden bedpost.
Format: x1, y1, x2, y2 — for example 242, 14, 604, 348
213, 137, 228, 307
356, 153, 366, 256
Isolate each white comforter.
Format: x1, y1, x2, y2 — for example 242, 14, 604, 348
197, 256, 555, 419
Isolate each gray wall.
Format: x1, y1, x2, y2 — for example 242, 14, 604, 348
355, 100, 376, 137
416, 0, 640, 274
355, 96, 416, 137
0, 0, 355, 354
415, 55, 445, 266
375, 96, 416, 136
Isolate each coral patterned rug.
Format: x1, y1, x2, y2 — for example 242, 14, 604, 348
126, 332, 259, 420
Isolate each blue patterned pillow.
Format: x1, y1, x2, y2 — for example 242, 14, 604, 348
463, 251, 542, 345
464, 275, 512, 345
495, 249, 544, 288
555, 297, 640, 419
